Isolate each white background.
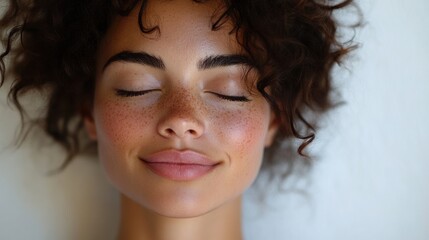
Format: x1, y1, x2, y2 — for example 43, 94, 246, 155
1, 0, 428, 239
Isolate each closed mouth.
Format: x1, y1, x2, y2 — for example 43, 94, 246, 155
140, 149, 220, 181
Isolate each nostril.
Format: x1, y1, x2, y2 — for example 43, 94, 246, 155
166, 129, 174, 135
158, 120, 203, 138
163, 128, 198, 137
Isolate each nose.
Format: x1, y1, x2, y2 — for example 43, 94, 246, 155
157, 97, 205, 139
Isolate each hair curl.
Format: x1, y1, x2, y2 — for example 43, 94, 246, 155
0, 0, 360, 179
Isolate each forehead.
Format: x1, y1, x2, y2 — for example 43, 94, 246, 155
97, 0, 242, 71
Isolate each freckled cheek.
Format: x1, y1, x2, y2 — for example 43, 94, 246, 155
211, 107, 268, 191
94, 100, 155, 150
212, 108, 268, 158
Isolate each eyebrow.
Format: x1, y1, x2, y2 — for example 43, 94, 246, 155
103, 51, 165, 70
102, 51, 252, 71
197, 54, 253, 70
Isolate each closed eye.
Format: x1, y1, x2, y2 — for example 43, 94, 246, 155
207, 92, 250, 102
115, 89, 160, 97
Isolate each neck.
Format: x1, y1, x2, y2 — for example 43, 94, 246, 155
117, 194, 243, 240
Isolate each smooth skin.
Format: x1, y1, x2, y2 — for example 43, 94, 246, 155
84, 0, 278, 239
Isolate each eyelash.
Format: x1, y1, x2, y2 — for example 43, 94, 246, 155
208, 92, 250, 102
115, 89, 156, 97
115, 89, 250, 102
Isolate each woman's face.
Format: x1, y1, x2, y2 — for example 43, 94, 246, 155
85, 0, 278, 218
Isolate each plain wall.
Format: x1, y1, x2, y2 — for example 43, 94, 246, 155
1, 0, 428, 239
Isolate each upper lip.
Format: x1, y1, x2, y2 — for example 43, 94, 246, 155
141, 149, 219, 166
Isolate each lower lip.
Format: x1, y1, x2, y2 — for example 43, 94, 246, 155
142, 162, 217, 181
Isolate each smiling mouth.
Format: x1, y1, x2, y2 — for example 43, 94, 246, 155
140, 150, 220, 181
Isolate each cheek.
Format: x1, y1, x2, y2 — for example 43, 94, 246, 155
214, 106, 268, 156
93, 98, 156, 152
209, 105, 269, 200
211, 102, 270, 178
92, 98, 158, 192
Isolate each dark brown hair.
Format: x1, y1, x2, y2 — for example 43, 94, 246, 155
0, 0, 360, 179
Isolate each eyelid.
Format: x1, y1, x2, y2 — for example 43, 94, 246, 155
115, 89, 160, 97
206, 91, 250, 102
116, 89, 250, 102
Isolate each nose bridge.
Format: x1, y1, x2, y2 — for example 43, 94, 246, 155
169, 87, 203, 118
157, 88, 205, 139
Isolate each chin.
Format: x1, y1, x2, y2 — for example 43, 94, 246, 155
139, 191, 229, 219
123, 183, 243, 219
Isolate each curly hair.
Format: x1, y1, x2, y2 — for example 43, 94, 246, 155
0, 0, 359, 179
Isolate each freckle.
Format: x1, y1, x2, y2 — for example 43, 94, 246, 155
101, 100, 135, 146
